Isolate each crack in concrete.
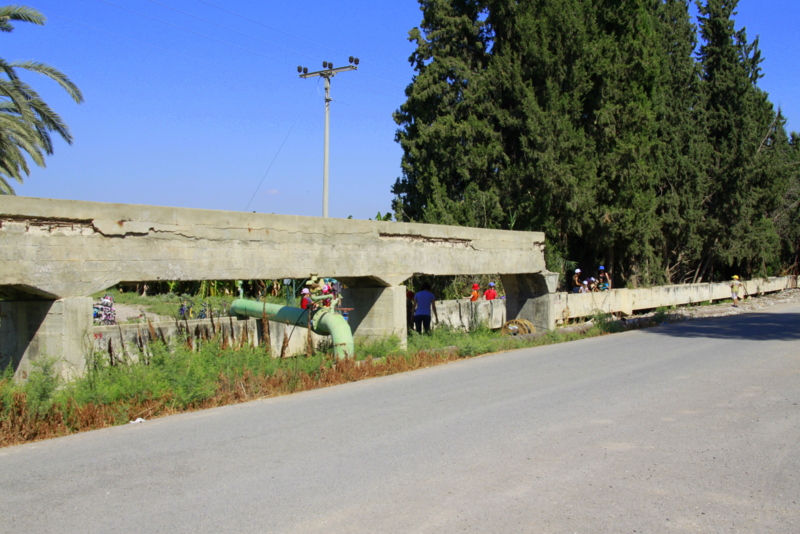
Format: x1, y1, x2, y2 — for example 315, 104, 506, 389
378, 233, 474, 248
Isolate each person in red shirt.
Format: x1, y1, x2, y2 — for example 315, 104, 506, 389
484, 282, 498, 300
300, 288, 314, 310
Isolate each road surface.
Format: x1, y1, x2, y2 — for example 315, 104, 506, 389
1, 305, 799, 533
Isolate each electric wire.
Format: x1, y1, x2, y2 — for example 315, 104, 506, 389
95, 0, 408, 100
139, 0, 410, 93
97, 0, 289, 65
189, 0, 412, 80
49, 12, 299, 92
243, 84, 317, 212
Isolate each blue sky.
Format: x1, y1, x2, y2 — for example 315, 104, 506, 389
7, 1, 800, 220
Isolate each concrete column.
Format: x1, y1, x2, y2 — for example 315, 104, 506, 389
340, 282, 408, 349
0, 297, 93, 381
501, 271, 559, 332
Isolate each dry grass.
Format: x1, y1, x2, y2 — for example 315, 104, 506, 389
0, 348, 464, 448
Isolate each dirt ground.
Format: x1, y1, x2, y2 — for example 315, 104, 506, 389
611, 287, 800, 329
670, 287, 800, 318
103, 302, 171, 324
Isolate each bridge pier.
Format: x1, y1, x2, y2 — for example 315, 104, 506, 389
0, 297, 92, 380
340, 280, 408, 349
501, 272, 559, 331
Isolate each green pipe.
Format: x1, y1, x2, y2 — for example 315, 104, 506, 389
230, 299, 354, 359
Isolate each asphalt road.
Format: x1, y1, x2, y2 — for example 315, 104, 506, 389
2, 305, 799, 533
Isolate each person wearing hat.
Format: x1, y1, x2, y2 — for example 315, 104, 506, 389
572, 269, 583, 293
469, 283, 480, 302
300, 288, 315, 310
730, 275, 747, 307
598, 266, 611, 291
484, 282, 498, 300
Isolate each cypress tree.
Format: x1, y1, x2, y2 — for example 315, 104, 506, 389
695, 0, 781, 280
393, 0, 798, 282
484, 0, 598, 251
393, 0, 504, 227
652, 0, 709, 283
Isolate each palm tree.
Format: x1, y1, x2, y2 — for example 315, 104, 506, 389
0, 5, 83, 194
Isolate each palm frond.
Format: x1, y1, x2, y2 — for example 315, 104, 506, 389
0, 5, 45, 33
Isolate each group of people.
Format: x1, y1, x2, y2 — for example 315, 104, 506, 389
299, 281, 336, 310
469, 282, 498, 301
406, 281, 501, 334
572, 266, 612, 293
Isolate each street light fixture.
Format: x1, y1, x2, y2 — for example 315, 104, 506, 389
297, 57, 359, 218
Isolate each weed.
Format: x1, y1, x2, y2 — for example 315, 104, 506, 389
354, 335, 403, 360
23, 358, 61, 417
652, 307, 669, 324
590, 310, 623, 334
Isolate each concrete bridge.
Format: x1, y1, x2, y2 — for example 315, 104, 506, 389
0, 197, 555, 378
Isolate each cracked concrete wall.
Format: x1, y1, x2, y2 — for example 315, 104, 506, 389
0, 197, 547, 299
1, 197, 551, 374
0, 297, 92, 380
549, 276, 796, 324
435, 299, 507, 331
89, 316, 325, 363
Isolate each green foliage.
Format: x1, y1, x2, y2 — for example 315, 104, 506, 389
407, 274, 503, 301
652, 306, 670, 324
373, 212, 393, 221
394, 0, 800, 283
590, 311, 623, 334
0, 5, 83, 194
68, 341, 327, 410
354, 335, 403, 360
21, 357, 60, 417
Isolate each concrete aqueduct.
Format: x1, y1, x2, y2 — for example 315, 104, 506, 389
0, 197, 556, 378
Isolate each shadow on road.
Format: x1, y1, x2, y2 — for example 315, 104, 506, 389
641, 311, 800, 342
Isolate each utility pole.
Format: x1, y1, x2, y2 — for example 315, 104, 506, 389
298, 57, 359, 218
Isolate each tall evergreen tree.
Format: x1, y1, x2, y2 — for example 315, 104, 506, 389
393, 0, 799, 283
393, 0, 503, 227
484, 0, 598, 250
695, 0, 780, 280
652, 0, 709, 283
579, 0, 666, 284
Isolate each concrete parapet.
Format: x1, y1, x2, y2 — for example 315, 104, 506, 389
550, 276, 796, 324
88, 316, 328, 361
435, 299, 507, 331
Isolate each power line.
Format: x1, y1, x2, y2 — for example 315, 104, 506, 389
97, 0, 289, 65
244, 85, 317, 212
188, 0, 413, 81
139, 0, 324, 63
95, 0, 408, 100
49, 12, 299, 92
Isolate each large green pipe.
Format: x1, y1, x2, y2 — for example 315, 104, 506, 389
230, 299, 354, 359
